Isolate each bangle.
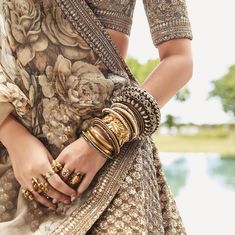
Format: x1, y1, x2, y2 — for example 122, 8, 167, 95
111, 86, 161, 137
102, 108, 131, 145
89, 126, 113, 151
81, 130, 113, 160
91, 117, 120, 155
80, 86, 161, 161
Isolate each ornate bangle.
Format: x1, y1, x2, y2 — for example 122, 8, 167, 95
111, 86, 161, 137
102, 108, 131, 145
111, 103, 140, 140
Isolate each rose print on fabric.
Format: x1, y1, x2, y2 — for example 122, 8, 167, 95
3, 0, 48, 66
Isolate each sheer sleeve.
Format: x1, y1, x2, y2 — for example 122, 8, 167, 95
0, 18, 31, 126
143, 0, 193, 47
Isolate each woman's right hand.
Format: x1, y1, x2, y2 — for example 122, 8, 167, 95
0, 115, 76, 209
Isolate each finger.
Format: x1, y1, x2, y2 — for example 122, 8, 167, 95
47, 172, 76, 197
76, 172, 94, 197
31, 190, 56, 209
47, 153, 54, 163
38, 175, 71, 205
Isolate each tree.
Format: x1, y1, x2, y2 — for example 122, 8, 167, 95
209, 65, 235, 116
164, 114, 176, 130
175, 87, 190, 102
126, 57, 158, 84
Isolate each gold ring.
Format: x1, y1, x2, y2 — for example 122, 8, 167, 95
32, 177, 49, 194
67, 172, 85, 188
60, 167, 72, 180
42, 169, 56, 181
51, 160, 63, 173
22, 188, 34, 201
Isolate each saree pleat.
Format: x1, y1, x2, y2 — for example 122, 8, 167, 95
0, 0, 187, 234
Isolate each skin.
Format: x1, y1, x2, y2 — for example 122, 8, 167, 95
0, 29, 193, 209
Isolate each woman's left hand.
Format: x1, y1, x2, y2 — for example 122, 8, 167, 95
55, 136, 108, 200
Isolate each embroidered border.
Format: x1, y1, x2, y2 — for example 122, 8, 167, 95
151, 18, 193, 47
93, 9, 132, 35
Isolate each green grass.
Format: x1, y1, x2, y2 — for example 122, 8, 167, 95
153, 131, 235, 157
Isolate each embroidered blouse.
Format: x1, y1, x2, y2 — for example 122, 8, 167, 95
87, 0, 193, 47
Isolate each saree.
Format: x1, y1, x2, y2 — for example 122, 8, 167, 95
0, 0, 187, 234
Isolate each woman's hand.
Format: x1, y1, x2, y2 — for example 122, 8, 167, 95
0, 115, 76, 209
55, 135, 108, 200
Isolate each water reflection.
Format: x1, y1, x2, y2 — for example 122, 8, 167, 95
207, 157, 235, 190
162, 157, 189, 196
159, 152, 235, 235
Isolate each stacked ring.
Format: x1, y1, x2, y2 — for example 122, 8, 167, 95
51, 160, 63, 173
22, 188, 34, 201
42, 169, 56, 181
60, 167, 72, 180
32, 177, 49, 194
67, 172, 85, 189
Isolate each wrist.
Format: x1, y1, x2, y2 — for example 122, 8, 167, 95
0, 115, 30, 149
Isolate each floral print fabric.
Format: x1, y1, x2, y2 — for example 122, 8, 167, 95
0, 0, 128, 148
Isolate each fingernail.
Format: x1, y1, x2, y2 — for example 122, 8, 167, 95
48, 206, 56, 211
71, 195, 76, 202
64, 200, 70, 204
52, 199, 58, 204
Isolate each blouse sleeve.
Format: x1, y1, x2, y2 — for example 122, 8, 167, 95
142, 0, 193, 47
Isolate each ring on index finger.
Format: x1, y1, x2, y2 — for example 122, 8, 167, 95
42, 169, 56, 181
51, 160, 63, 173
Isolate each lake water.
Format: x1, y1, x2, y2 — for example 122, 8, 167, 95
160, 152, 235, 235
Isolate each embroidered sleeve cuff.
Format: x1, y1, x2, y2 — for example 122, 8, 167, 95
151, 18, 193, 47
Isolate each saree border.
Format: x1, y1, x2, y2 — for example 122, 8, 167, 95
50, 138, 142, 234
55, 0, 138, 86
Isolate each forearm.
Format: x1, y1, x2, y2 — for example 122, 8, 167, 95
141, 54, 193, 109
140, 39, 193, 109
0, 114, 29, 149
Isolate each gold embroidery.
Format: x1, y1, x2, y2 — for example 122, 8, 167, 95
143, 0, 193, 46
87, 0, 136, 35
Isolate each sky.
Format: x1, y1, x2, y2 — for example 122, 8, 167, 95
128, 0, 235, 124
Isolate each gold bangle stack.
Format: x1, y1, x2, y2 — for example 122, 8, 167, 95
82, 128, 113, 160
81, 105, 140, 160
80, 86, 161, 160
